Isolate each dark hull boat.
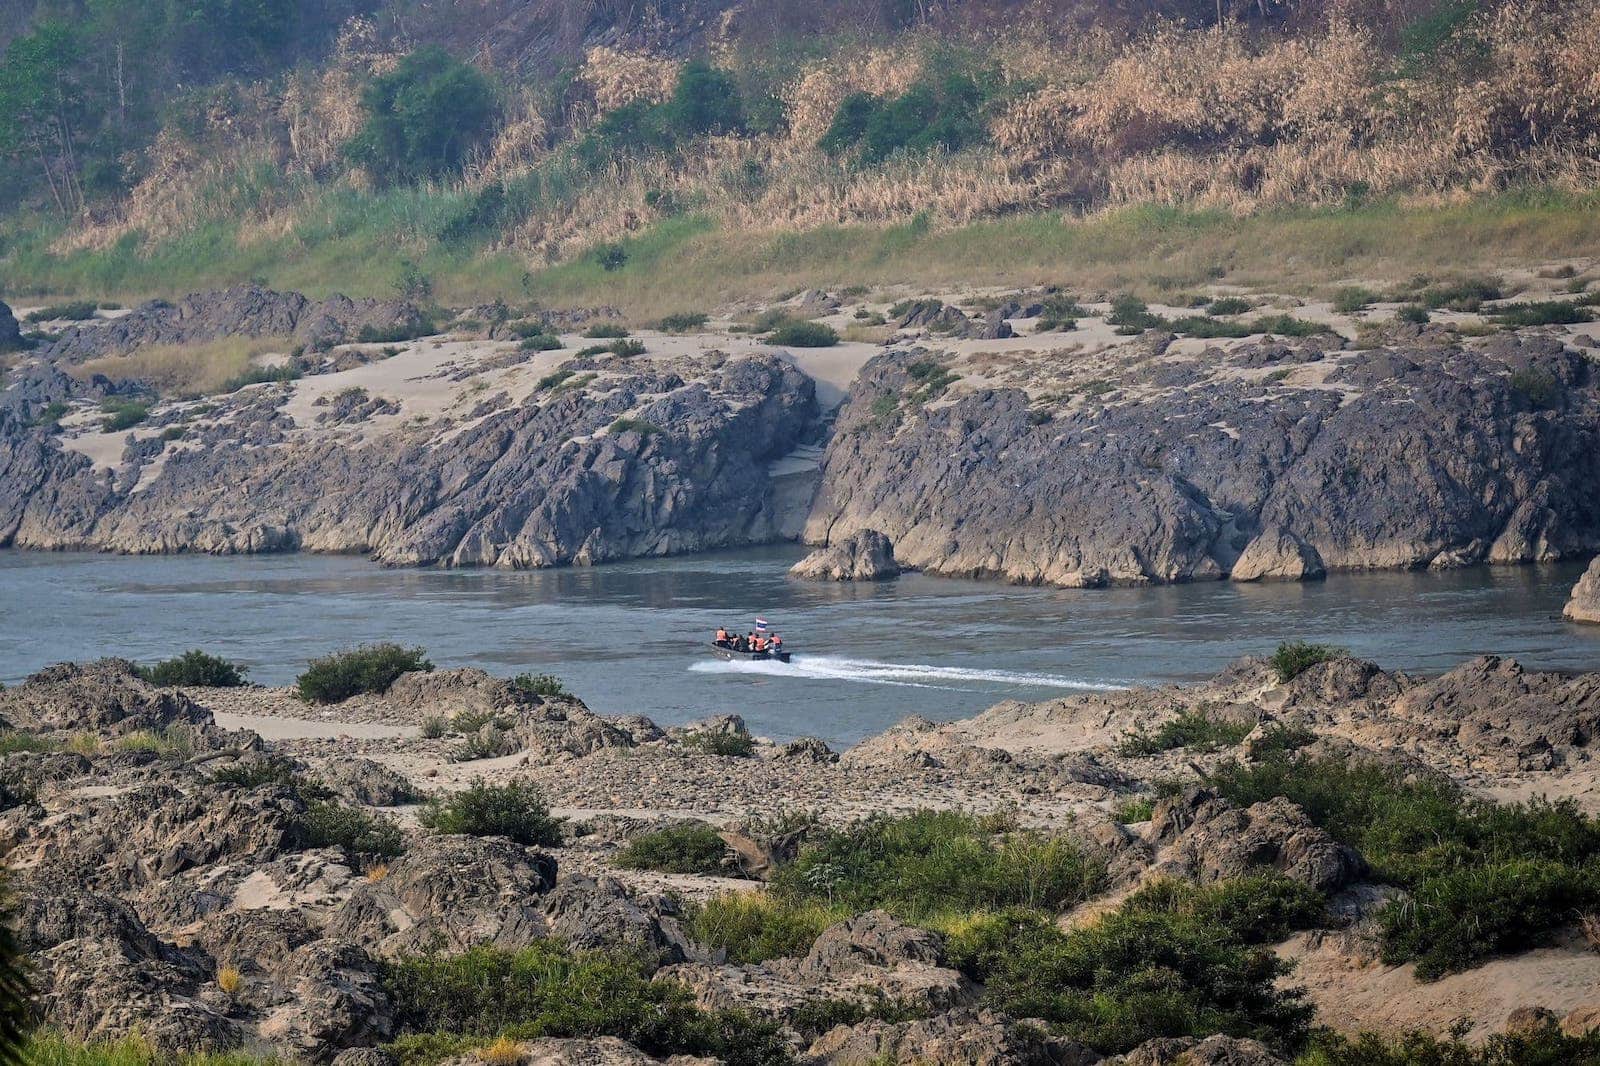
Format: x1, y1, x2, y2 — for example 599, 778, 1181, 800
709, 642, 791, 664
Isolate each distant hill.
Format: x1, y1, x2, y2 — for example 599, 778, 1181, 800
1, 0, 1597, 304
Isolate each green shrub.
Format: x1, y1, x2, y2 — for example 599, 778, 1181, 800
110, 727, 195, 759
683, 892, 845, 963
1418, 277, 1501, 311
137, 649, 248, 687
657, 311, 708, 333
382, 942, 789, 1066
449, 726, 508, 763
595, 243, 628, 272
1207, 296, 1253, 315
610, 417, 662, 437
767, 321, 838, 347
1123, 875, 1326, 945
772, 809, 1104, 919
583, 338, 646, 358
1396, 303, 1431, 324
419, 779, 562, 846
1509, 367, 1561, 406
819, 70, 993, 165
1331, 287, 1377, 313
24, 300, 97, 322
517, 334, 563, 352
299, 801, 405, 858
510, 672, 566, 697
1114, 796, 1156, 824
905, 359, 960, 403
583, 322, 630, 339
32, 401, 69, 427
1253, 314, 1326, 337
1118, 708, 1254, 756
1108, 294, 1162, 334
1269, 640, 1347, 682
347, 46, 497, 181
100, 400, 149, 432
420, 716, 448, 740
1168, 315, 1251, 339
1493, 300, 1593, 326
966, 893, 1313, 1054
1208, 755, 1600, 977
220, 363, 301, 393
296, 643, 432, 704
355, 319, 438, 344
684, 730, 755, 758
0, 731, 59, 755
616, 822, 730, 875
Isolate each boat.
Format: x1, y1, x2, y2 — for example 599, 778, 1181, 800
709, 641, 791, 664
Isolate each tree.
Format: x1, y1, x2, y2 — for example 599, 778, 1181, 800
0, 21, 90, 219
347, 46, 497, 181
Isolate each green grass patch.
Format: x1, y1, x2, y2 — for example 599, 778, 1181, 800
1492, 300, 1594, 327
683, 892, 847, 964
771, 809, 1104, 919
1301, 1026, 1600, 1064
582, 322, 630, 339
657, 311, 709, 333
1118, 708, 1255, 756
418, 779, 562, 847
1269, 640, 1347, 682
767, 321, 838, 347
296, 643, 432, 704
24, 300, 98, 322
382, 942, 791, 1066
99, 400, 149, 432
23, 1032, 287, 1065
615, 821, 730, 875
510, 672, 566, 697
0, 731, 60, 755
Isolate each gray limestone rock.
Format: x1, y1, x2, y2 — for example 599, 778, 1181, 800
790, 529, 900, 581
1566, 557, 1600, 624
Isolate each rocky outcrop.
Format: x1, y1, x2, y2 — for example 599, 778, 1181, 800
0, 658, 216, 738
4, 350, 817, 566
1112, 1035, 1286, 1065
1145, 789, 1364, 893
804, 1007, 1097, 1065
1566, 558, 1600, 624
805, 338, 1600, 586
665, 911, 975, 1021
0, 299, 20, 351
1230, 528, 1325, 582
790, 528, 900, 581
39, 286, 425, 363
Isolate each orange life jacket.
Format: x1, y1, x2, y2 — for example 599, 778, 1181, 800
753, 636, 766, 651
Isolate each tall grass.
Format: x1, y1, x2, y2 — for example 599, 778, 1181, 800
78, 337, 296, 399
9, 190, 1600, 318
24, 1033, 285, 1065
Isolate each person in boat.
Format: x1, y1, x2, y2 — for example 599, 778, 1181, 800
752, 634, 767, 653
734, 634, 749, 652
715, 626, 730, 647
769, 633, 783, 654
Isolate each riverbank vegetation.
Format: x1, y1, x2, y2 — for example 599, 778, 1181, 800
3, 0, 1598, 311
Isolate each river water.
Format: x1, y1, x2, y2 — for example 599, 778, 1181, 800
3, 548, 1598, 746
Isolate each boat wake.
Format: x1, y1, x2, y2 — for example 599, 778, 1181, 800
689, 654, 1126, 692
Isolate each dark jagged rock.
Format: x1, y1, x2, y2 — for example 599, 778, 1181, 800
804, 1007, 1098, 1065
805, 338, 1600, 586
39, 286, 424, 363
0, 299, 20, 351
790, 528, 900, 581
1113, 1034, 1285, 1065
541, 874, 690, 962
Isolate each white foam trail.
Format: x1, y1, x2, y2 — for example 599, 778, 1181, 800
689, 654, 1126, 692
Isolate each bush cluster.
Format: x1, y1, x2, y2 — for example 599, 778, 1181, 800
419, 779, 562, 847
616, 821, 729, 876
1209, 754, 1600, 978
1118, 707, 1255, 756
137, 649, 248, 688
296, 644, 432, 704
298, 801, 405, 858
347, 46, 496, 181
383, 941, 790, 1066
820, 70, 995, 165
1269, 640, 1347, 682
99, 400, 149, 432
767, 321, 838, 347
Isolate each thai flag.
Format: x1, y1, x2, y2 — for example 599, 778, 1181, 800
754, 618, 769, 630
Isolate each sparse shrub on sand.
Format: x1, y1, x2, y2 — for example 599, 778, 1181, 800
298, 801, 405, 858
419, 779, 562, 847
296, 643, 432, 704
766, 321, 838, 348
1269, 640, 1347, 682
616, 821, 730, 875
138, 650, 248, 687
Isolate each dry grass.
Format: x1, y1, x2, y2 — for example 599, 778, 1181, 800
474, 1036, 524, 1066
215, 966, 242, 996
76, 336, 295, 398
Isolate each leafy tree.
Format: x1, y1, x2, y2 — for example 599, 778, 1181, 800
348, 46, 497, 181
0, 21, 90, 218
